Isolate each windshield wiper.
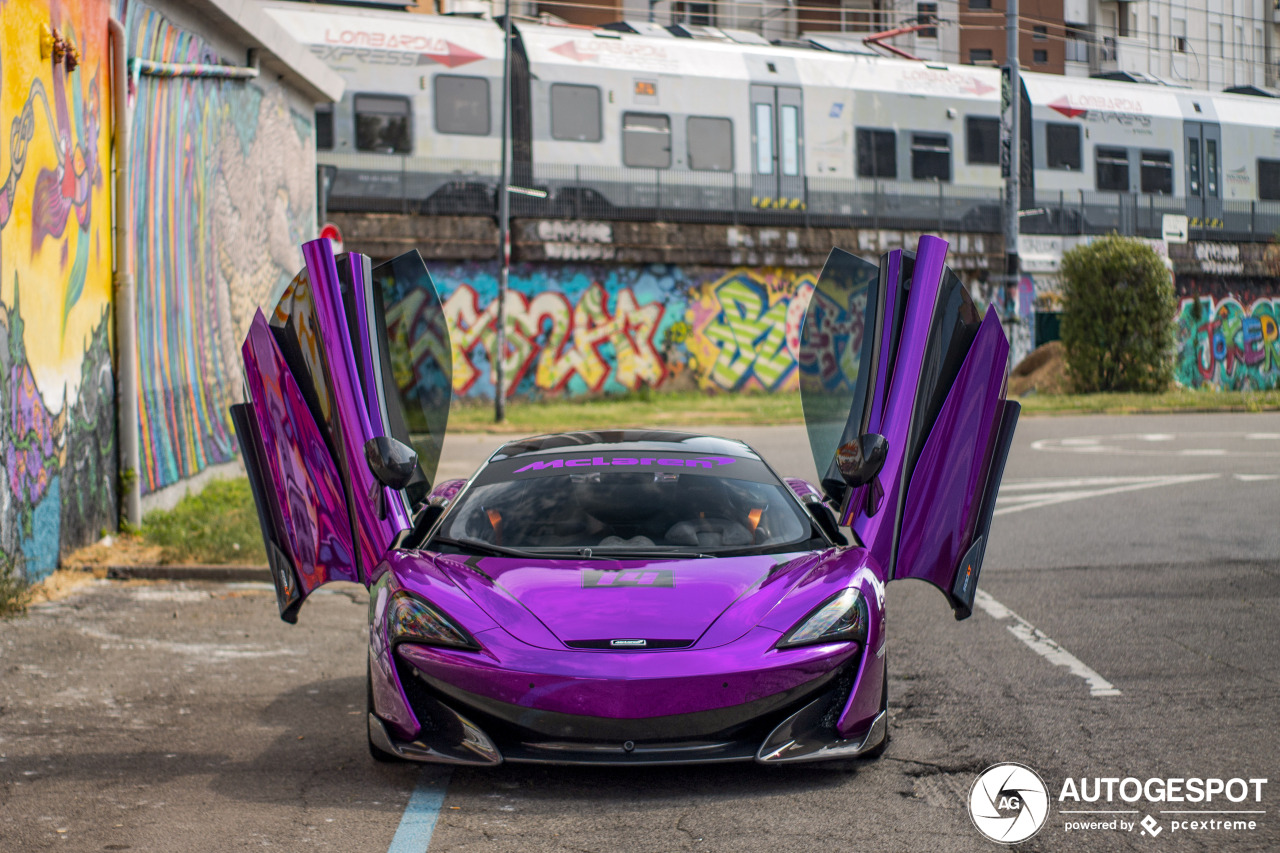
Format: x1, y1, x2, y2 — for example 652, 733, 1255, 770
429, 537, 552, 560
582, 548, 711, 560
429, 538, 709, 561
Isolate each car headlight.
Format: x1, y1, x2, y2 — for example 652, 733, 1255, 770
387, 592, 479, 650
776, 587, 867, 649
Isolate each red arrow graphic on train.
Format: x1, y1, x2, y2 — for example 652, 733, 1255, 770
550, 41, 598, 62
962, 77, 997, 96
1048, 97, 1088, 119
417, 41, 484, 68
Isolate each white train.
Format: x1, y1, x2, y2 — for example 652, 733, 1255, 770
265, 2, 1280, 240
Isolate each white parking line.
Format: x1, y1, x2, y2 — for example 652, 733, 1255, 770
993, 474, 1220, 516
974, 590, 1121, 697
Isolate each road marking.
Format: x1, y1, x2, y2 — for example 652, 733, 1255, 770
1032, 432, 1280, 458
974, 590, 1121, 697
993, 474, 1220, 517
1245, 433, 1280, 440
1234, 473, 1280, 482
388, 769, 452, 853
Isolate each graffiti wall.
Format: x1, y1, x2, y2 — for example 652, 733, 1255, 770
1, 0, 117, 581
124, 0, 317, 494
411, 262, 818, 399
1176, 277, 1280, 391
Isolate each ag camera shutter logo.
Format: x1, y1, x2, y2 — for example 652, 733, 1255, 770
969, 763, 1051, 844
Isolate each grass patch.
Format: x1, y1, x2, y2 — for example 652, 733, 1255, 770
140, 477, 267, 566
448, 390, 806, 434
0, 557, 30, 618
1016, 388, 1280, 415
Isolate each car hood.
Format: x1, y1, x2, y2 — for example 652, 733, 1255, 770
434, 553, 816, 649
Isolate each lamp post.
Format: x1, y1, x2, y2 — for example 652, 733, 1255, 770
1004, 0, 1021, 303
495, 0, 512, 423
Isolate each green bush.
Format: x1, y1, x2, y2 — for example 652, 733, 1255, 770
1059, 234, 1176, 393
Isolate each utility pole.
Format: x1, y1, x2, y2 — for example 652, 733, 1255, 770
1003, 0, 1021, 305
495, 0, 512, 423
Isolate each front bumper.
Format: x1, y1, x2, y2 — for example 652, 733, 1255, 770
370, 633, 885, 766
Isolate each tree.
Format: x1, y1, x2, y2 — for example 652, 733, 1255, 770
1059, 234, 1175, 393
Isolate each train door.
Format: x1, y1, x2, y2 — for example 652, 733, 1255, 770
1185, 121, 1223, 229
750, 85, 805, 209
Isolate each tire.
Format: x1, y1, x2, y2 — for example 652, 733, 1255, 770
367, 659, 402, 763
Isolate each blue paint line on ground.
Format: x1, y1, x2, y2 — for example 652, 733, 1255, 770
387, 768, 453, 853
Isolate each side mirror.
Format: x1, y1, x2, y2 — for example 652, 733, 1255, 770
364, 436, 419, 490
835, 433, 888, 488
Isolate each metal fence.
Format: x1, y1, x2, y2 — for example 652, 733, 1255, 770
320, 154, 1280, 242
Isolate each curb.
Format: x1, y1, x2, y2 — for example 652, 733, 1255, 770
106, 565, 272, 582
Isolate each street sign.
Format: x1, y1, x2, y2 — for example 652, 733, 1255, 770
1162, 214, 1189, 244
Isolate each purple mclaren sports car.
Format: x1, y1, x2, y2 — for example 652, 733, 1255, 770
231, 235, 1018, 766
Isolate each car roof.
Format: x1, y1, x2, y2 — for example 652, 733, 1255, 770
489, 430, 760, 462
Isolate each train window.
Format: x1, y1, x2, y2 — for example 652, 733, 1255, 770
688, 117, 733, 171
856, 129, 896, 178
1205, 139, 1219, 196
1140, 150, 1173, 195
755, 103, 774, 175
355, 95, 412, 154
1095, 147, 1129, 191
966, 117, 999, 165
780, 105, 800, 176
551, 84, 602, 142
315, 105, 334, 151
435, 75, 490, 136
622, 113, 671, 169
1046, 123, 1081, 170
1259, 160, 1280, 200
911, 133, 951, 181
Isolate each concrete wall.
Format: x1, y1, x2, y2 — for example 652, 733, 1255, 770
0, 0, 118, 581
121, 0, 319, 497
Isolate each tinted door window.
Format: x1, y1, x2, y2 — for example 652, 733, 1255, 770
434, 75, 490, 136
966, 117, 999, 165
780, 105, 800, 176
1205, 139, 1219, 196
315, 104, 334, 151
754, 103, 774, 175
355, 95, 412, 153
857, 129, 896, 178
1095, 146, 1129, 191
1259, 159, 1280, 200
911, 133, 951, 181
550, 84, 602, 142
622, 113, 671, 168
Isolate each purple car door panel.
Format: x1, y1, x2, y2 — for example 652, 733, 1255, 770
799, 235, 1020, 618
236, 311, 359, 622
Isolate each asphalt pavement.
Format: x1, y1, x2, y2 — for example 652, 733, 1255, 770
2, 412, 1277, 852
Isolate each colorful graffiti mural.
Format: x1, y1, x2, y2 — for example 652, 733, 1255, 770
1, 0, 117, 580
1176, 295, 1280, 390
125, 0, 316, 494
401, 262, 819, 399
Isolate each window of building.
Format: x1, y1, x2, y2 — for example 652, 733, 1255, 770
966, 117, 999, 165
912, 133, 951, 181
1173, 19, 1187, 53
969, 48, 994, 64
917, 3, 937, 38
968, 0, 991, 8
1209, 22, 1223, 58
674, 1, 713, 25
1140, 150, 1173, 194
687, 117, 733, 171
1046, 123, 1081, 170
1065, 29, 1089, 62
622, 113, 671, 168
315, 104, 334, 151
354, 95, 412, 153
856, 128, 896, 178
550, 84, 602, 142
1033, 49, 1048, 64
1258, 159, 1280, 200
1033, 25, 1047, 40
434, 75, 490, 136
1095, 146, 1129, 191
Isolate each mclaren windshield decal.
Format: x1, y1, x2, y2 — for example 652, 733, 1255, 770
514, 455, 736, 473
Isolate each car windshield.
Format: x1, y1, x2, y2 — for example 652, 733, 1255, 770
431, 451, 817, 557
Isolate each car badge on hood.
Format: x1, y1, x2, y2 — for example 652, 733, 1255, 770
610, 639, 648, 648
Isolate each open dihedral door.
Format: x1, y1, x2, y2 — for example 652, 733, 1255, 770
799, 236, 1020, 619
230, 240, 452, 622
